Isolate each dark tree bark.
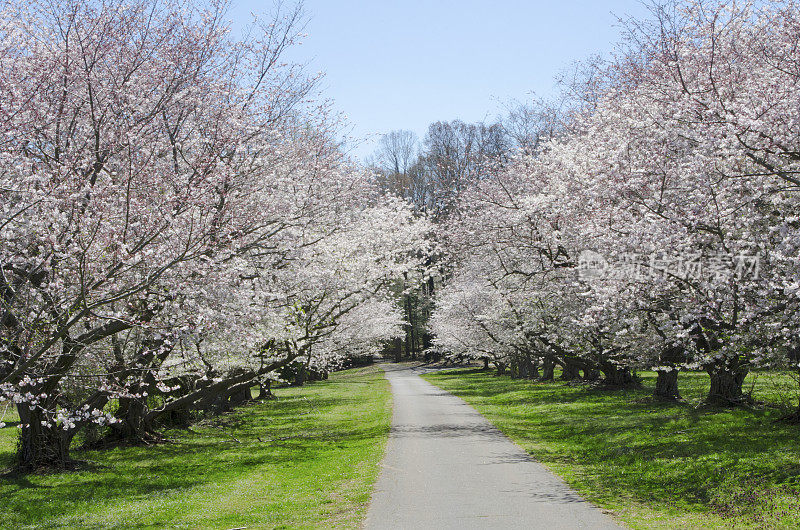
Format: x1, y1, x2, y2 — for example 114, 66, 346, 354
227, 382, 255, 407
105, 336, 176, 444
654, 346, 684, 400
527, 357, 540, 379
583, 368, 601, 382
255, 380, 275, 400
403, 273, 416, 360
560, 360, 581, 381
161, 406, 192, 427
705, 361, 748, 405
513, 354, 536, 379
599, 363, 639, 388
16, 403, 73, 470
787, 346, 800, 420
540, 358, 555, 381
654, 370, 680, 400
422, 332, 432, 353
509, 359, 519, 379
106, 397, 158, 443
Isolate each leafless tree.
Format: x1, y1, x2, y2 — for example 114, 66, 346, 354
501, 99, 564, 156
420, 120, 509, 218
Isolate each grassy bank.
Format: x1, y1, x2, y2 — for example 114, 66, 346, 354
423, 368, 800, 529
0, 365, 391, 529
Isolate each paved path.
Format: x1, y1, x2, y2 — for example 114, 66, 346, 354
364, 364, 622, 529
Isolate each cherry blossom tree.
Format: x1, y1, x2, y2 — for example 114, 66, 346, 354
431, 0, 800, 407
0, 0, 434, 470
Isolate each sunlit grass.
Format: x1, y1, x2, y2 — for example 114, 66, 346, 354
423, 368, 800, 529
0, 365, 391, 529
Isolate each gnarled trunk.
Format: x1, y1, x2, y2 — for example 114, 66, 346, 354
256, 380, 275, 400
527, 357, 540, 379
106, 397, 158, 443
16, 404, 73, 471
560, 361, 581, 381
706, 361, 748, 405
227, 383, 254, 407
512, 354, 537, 379
510, 355, 533, 379
509, 359, 520, 379
293, 364, 306, 386
161, 405, 192, 427
599, 363, 639, 388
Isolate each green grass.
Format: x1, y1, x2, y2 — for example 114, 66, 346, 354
423, 368, 800, 529
0, 364, 392, 529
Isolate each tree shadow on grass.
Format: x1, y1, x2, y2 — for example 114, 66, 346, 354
0, 373, 391, 527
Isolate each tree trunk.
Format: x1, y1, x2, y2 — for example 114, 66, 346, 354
706, 362, 748, 405
482, 357, 490, 370
422, 332, 432, 353
256, 380, 275, 400
393, 337, 403, 363
540, 358, 555, 381
583, 368, 601, 382
528, 357, 540, 379
403, 286, 416, 360
599, 364, 639, 388
15, 404, 73, 471
227, 382, 254, 407
560, 361, 581, 381
293, 364, 306, 386
654, 369, 681, 400
106, 397, 157, 443
495, 362, 507, 376
509, 358, 521, 379
778, 346, 800, 422
515, 354, 535, 379
161, 405, 192, 427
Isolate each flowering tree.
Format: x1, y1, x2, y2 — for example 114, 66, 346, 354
0, 0, 433, 470
431, 0, 800, 406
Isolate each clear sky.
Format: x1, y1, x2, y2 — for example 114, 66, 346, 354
227, 1, 652, 160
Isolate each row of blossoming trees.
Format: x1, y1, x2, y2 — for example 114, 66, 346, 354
0, 0, 430, 471
430, 0, 800, 412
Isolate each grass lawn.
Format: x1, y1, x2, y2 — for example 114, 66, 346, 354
423, 368, 800, 529
0, 364, 391, 529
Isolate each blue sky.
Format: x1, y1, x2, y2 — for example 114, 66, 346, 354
227, 1, 651, 160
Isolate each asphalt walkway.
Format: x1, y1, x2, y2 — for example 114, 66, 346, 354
364, 363, 622, 529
